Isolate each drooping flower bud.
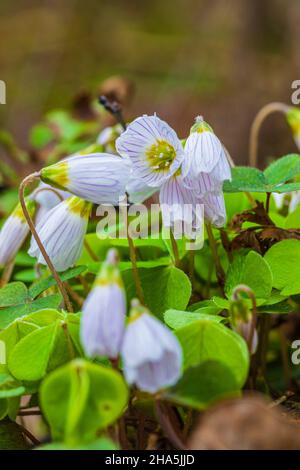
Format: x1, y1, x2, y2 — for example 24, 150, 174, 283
40, 153, 131, 205
0, 199, 36, 267
121, 299, 182, 393
230, 286, 257, 354
29, 196, 91, 271
80, 249, 126, 359
184, 116, 231, 187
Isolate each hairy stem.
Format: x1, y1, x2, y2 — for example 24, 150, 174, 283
19, 173, 73, 312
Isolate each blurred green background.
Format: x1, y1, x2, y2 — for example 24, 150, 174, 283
0, 0, 300, 165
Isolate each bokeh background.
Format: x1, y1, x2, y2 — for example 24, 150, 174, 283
1, 0, 300, 165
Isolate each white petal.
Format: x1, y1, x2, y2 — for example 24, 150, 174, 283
116, 115, 184, 188
126, 174, 157, 203
121, 313, 165, 368
203, 192, 227, 227
29, 199, 88, 271
33, 182, 71, 209
159, 175, 196, 228
81, 284, 126, 359
0, 217, 28, 266
185, 131, 231, 182
66, 153, 132, 204
289, 191, 300, 213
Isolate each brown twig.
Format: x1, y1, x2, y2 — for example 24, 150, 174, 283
19, 173, 73, 312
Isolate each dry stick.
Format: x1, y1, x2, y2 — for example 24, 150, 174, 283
154, 400, 187, 450
249, 102, 290, 168
19, 173, 73, 312
99, 94, 145, 304
18, 423, 41, 447
206, 222, 225, 288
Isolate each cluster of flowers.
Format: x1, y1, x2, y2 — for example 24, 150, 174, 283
0, 114, 231, 270
81, 248, 182, 393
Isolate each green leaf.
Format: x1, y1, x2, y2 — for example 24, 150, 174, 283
264, 154, 300, 185
257, 301, 293, 314
8, 315, 81, 381
224, 155, 300, 193
165, 360, 240, 409
0, 368, 25, 398
264, 239, 300, 295
40, 359, 128, 443
164, 309, 224, 330
225, 251, 273, 300
29, 265, 87, 299
0, 294, 62, 329
187, 299, 222, 315
0, 282, 28, 308
176, 320, 249, 387
122, 266, 191, 319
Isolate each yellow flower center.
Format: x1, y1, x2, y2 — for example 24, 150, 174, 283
40, 161, 70, 191
67, 196, 92, 219
146, 139, 176, 172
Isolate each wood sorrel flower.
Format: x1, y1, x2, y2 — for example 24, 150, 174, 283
201, 191, 227, 227
184, 116, 231, 188
81, 249, 126, 359
0, 199, 36, 267
121, 299, 182, 393
116, 114, 185, 187
40, 153, 131, 205
28, 196, 92, 271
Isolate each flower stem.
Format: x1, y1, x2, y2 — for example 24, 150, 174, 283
206, 223, 225, 288
127, 229, 145, 305
19, 173, 73, 312
0, 259, 15, 287
249, 102, 290, 168
170, 229, 180, 268
266, 192, 271, 213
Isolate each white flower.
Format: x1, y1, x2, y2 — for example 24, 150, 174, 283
159, 172, 202, 233
81, 249, 126, 359
0, 200, 36, 267
201, 191, 227, 228
289, 191, 300, 213
29, 196, 91, 271
126, 174, 157, 204
121, 300, 182, 393
184, 116, 231, 185
116, 114, 185, 188
40, 153, 131, 205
